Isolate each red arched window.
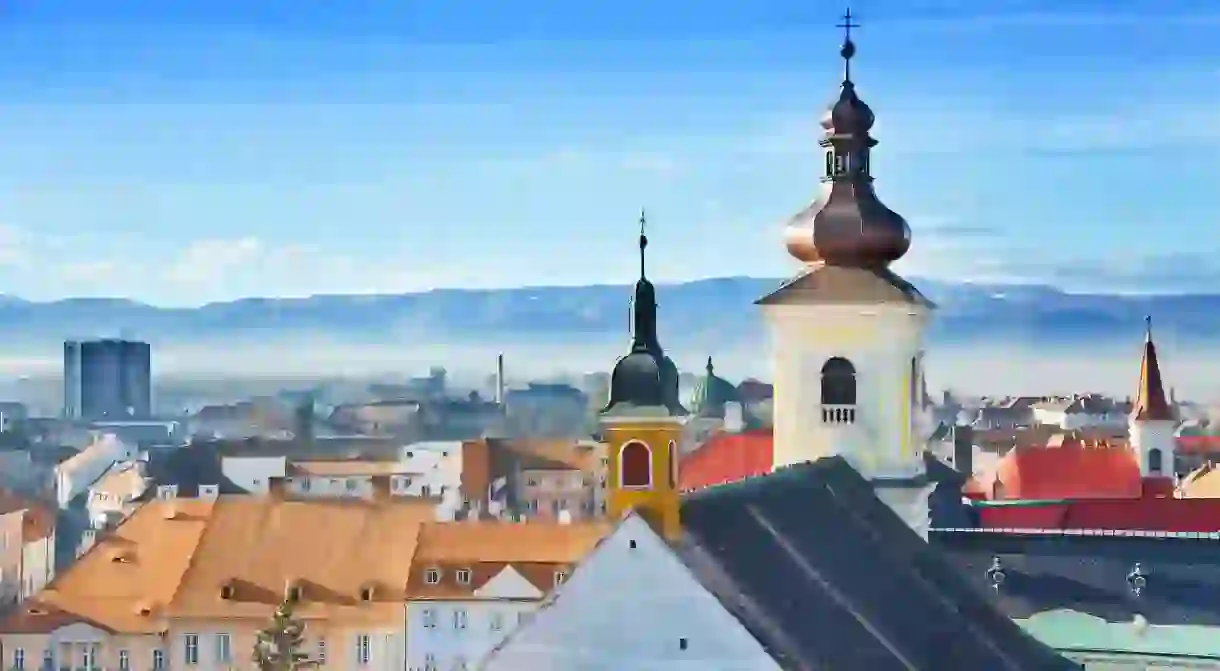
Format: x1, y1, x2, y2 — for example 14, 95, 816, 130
668, 441, 678, 489
619, 441, 652, 489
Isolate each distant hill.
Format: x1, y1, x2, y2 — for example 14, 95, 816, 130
0, 276, 1215, 349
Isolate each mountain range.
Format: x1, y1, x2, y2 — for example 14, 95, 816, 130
0, 276, 1215, 349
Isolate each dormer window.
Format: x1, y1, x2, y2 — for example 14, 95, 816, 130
359, 584, 375, 602
219, 582, 235, 600
553, 571, 567, 586
285, 582, 302, 602
425, 568, 441, 585
455, 569, 472, 585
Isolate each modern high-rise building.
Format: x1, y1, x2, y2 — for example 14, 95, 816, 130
63, 339, 152, 420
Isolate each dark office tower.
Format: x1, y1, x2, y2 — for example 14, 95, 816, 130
62, 339, 153, 419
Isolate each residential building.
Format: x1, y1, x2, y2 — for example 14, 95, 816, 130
53, 434, 137, 509
63, 339, 152, 420
0, 488, 437, 671
469, 439, 605, 521
404, 521, 608, 671
0, 493, 55, 607
1031, 394, 1130, 430
84, 460, 152, 529
503, 383, 588, 438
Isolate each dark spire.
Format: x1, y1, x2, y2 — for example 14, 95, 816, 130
1132, 315, 1174, 422
706, 356, 715, 375
783, 9, 912, 269
603, 212, 687, 416
837, 8, 859, 83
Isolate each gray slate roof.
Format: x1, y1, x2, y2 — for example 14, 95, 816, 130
931, 530, 1220, 627
676, 457, 1079, 670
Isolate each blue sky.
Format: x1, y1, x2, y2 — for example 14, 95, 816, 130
0, 0, 1217, 305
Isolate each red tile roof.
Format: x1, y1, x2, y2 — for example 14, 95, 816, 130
678, 430, 773, 491
1175, 435, 1220, 455
977, 494, 1220, 533
987, 444, 1143, 500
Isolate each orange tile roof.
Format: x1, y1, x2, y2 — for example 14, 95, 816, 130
166, 495, 436, 623
987, 444, 1144, 500
678, 430, 773, 491
287, 460, 407, 476
406, 521, 609, 601
1131, 320, 1174, 421
0, 497, 215, 634
461, 440, 491, 504
1179, 463, 1220, 498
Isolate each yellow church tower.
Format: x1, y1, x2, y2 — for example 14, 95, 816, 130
599, 211, 687, 541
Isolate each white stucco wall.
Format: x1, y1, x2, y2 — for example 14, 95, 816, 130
481, 514, 781, 671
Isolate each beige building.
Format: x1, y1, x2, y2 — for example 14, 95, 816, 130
0, 484, 609, 671
0, 493, 54, 608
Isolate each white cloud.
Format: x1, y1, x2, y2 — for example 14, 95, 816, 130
0, 225, 31, 266
58, 260, 118, 283
164, 237, 263, 285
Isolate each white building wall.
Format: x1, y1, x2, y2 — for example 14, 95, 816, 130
763, 303, 929, 480
407, 600, 538, 671
1129, 418, 1175, 476
219, 456, 288, 493
21, 533, 54, 598
481, 515, 782, 671
55, 433, 137, 508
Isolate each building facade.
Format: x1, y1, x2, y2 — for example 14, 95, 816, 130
63, 339, 153, 420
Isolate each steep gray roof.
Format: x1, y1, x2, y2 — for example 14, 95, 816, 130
931, 530, 1220, 627
675, 457, 1079, 670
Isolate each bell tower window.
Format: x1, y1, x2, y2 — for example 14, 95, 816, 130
821, 357, 857, 424
619, 441, 653, 489
1148, 448, 1163, 475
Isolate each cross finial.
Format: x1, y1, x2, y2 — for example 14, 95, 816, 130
638, 208, 648, 279
1145, 315, 1153, 341
836, 8, 859, 82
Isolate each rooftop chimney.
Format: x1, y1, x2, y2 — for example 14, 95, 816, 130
723, 402, 744, 434
495, 353, 506, 406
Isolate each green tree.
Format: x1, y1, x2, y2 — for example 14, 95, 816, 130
252, 596, 315, 671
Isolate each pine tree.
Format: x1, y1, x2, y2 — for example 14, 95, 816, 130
252, 596, 315, 671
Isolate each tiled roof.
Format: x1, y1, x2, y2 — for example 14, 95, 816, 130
166, 495, 436, 623
406, 522, 608, 600
975, 496, 1220, 532
673, 457, 1075, 670
1, 497, 216, 634
287, 459, 407, 477
1179, 463, 1220, 497
987, 445, 1143, 500
932, 530, 1220, 627
677, 430, 773, 491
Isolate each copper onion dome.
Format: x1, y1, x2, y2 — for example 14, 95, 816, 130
785, 10, 911, 268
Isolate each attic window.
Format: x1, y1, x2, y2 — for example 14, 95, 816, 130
629, 540, 637, 549
425, 568, 441, 585
553, 571, 567, 586
136, 606, 152, 617
679, 638, 689, 651
26, 606, 46, 616
455, 569, 472, 585
359, 585, 375, 602
219, 584, 234, 600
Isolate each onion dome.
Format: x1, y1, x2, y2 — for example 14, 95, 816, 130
785, 10, 912, 268
603, 211, 688, 417
690, 357, 740, 419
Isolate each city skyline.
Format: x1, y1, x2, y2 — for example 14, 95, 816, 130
0, 0, 1217, 306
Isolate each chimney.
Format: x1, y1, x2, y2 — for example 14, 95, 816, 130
557, 509, 572, 525
495, 353, 506, 406
723, 402, 744, 434
952, 422, 974, 477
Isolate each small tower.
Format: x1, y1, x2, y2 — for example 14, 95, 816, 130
600, 210, 687, 541
1129, 316, 1175, 478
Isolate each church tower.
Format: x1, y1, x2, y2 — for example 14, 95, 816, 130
756, 12, 936, 534
1129, 316, 1175, 478
600, 211, 687, 541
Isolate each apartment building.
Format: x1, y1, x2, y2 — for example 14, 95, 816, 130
403, 521, 607, 670
0, 493, 55, 606
465, 439, 606, 521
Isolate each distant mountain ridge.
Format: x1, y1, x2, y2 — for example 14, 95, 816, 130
0, 276, 1216, 347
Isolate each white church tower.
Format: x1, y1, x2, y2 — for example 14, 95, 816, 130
1128, 316, 1175, 478
757, 12, 937, 537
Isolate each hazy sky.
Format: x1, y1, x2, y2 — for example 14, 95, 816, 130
0, 0, 1218, 306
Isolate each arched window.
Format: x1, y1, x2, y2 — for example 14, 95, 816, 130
1148, 448, 1164, 475
820, 357, 857, 406
619, 441, 652, 489
668, 440, 677, 489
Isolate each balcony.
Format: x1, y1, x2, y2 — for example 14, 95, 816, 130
821, 404, 856, 425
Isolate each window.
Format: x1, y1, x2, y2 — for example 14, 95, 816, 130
152, 650, 165, 671
421, 484, 432, 497
117, 651, 129, 671
455, 569, 472, 584
453, 608, 468, 629
1149, 448, 1164, 474
299, 478, 311, 492
184, 634, 199, 666
423, 653, 437, 671
356, 634, 370, 666
41, 649, 51, 671
820, 357, 857, 405
553, 571, 567, 586
422, 608, 438, 628
489, 611, 505, 631
316, 639, 327, 665
526, 477, 538, 487
425, 568, 441, 584
679, 638, 689, 651
551, 499, 562, 515
619, 441, 652, 488
215, 633, 232, 664
345, 478, 357, 492
13, 647, 24, 671
83, 645, 97, 671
